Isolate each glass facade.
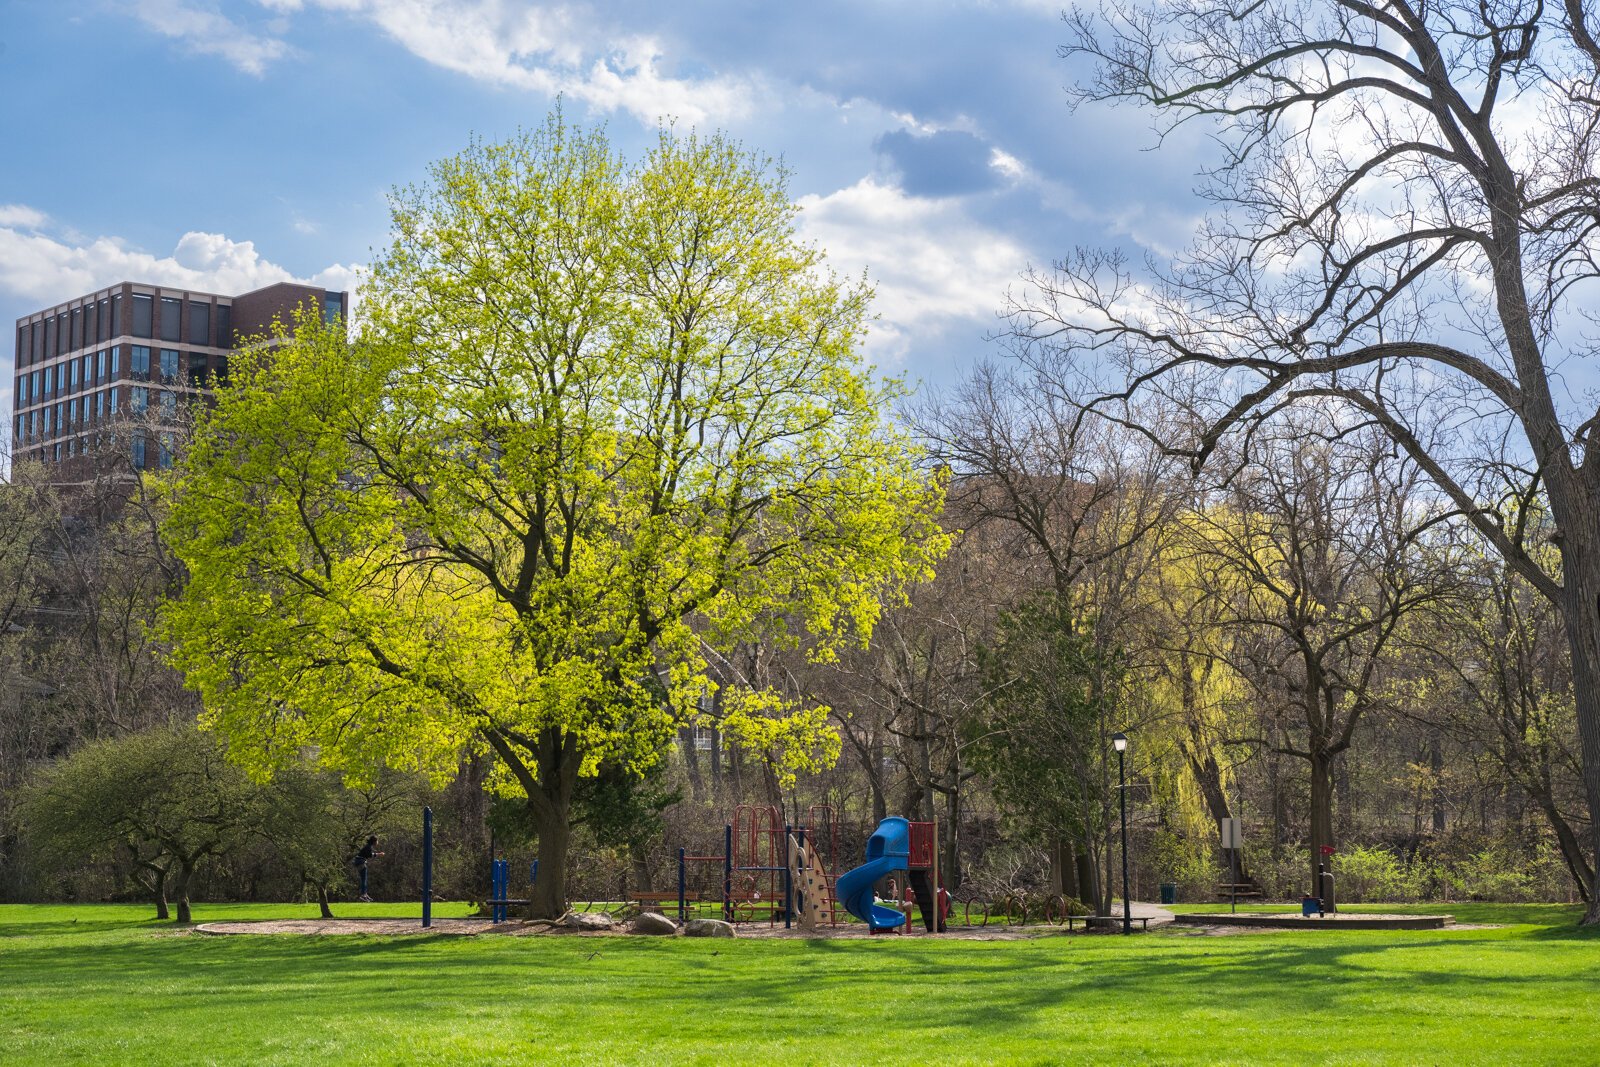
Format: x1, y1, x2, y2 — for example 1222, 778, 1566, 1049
160, 349, 180, 380
132, 346, 151, 374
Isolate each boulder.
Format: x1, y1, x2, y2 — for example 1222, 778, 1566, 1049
684, 918, 735, 938
631, 912, 679, 936
563, 911, 614, 931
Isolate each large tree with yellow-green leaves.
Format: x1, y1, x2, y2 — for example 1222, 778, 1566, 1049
160, 116, 947, 917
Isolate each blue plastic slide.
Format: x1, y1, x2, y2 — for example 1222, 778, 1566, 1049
834, 817, 911, 930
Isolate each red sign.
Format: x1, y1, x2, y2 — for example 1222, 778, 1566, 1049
1320, 845, 1337, 855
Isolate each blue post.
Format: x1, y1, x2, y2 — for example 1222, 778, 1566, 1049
421, 806, 433, 929
492, 858, 508, 923
723, 823, 733, 923
678, 847, 687, 922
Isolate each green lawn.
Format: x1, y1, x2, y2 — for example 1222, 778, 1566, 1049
2, 902, 1597, 1065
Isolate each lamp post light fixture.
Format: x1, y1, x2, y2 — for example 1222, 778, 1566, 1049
1112, 732, 1131, 935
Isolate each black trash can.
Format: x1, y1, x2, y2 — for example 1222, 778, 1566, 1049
1159, 882, 1177, 905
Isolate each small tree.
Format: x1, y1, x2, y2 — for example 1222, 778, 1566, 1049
20, 723, 261, 922
972, 595, 1124, 910
256, 766, 424, 917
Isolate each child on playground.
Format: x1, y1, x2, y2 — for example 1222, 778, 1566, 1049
352, 836, 383, 902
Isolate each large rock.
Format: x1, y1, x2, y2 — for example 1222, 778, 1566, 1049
631, 912, 679, 936
683, 918, 735, 938
563, 911, 614, 931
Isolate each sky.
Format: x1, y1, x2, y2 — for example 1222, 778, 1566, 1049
0, 0, 1216, 441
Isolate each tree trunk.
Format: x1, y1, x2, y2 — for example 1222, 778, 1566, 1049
316, 883, 334, 919
1309, 750, 1335, 910
631, 844, 654, 894
529, 804, 572, 919
943, 788, 961, 892
681, 726, 704, 802
708, 723, 722, 803
153, 871, 169, 921
1076, 835, 1104, 914
492, 725, 582, 920
1557, 537, 1600, 924
172, 859, 195, 924
1533, 795, 1594, 903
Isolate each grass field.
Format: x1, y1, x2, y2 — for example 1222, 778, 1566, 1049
3, 901, 1597, 1065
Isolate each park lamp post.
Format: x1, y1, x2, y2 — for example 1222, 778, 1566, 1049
1112, 732, 1131, 935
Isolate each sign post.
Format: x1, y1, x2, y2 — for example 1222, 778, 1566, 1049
1220, 818, 1243, 914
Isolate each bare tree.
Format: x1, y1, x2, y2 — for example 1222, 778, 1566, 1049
1031, 0, 1600, 921
1186, 418, 1454, 898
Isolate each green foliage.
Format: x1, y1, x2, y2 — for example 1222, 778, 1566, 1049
1333, 845, 1425, 903
18, 723, 262, 919
970, 596, 1122, 843
160, 114, 945, 809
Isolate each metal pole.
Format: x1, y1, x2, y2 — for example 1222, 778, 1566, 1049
422, 806, 433, 929
783, 825, 793, 930
678, 847, 687, 922
1231, 844, 1238, 915
1119, 747, 1131, 935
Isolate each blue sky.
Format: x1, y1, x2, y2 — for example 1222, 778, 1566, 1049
0, 0, 1214, 438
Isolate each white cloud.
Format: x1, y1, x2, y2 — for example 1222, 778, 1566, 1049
0, 220, 360, 307
246, 0, 755, 124
0, 205, 50, 230
795, 177, 1028, 363
130, 0, 295, 76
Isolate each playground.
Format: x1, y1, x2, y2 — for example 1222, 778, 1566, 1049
3, 901, 1597, 1066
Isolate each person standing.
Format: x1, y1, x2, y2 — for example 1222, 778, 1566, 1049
352, 836, 383, 902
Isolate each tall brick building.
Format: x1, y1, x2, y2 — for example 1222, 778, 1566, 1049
10, 280, 346, 470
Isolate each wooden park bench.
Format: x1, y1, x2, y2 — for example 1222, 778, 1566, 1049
1216, 882, 1263, 900
1066, 914, 1152, 931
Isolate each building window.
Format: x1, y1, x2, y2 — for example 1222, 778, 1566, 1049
97, 350, 106, 381
18, 376, 27, 406
132, 346, 151, 375
55, 313, 67, 354
323, 292, 344, 324
160, 298, 182, 342
188, 361, 208, 388
159, 390, 176, 417
132, 294, 153, 338
32, 370, 41, 399
214, 354, 229, 383
70, 360, 79, 391
216, 304, 232, 348
130, 386, 148, 413
71, 307, 83, 351
110, 388, 119, 413
132, 437, 146, 470
113, 294, 123, 335
98, 298, 111, 341
69, 398, 78, 426
96, 391, 104, 420
189, 301, 210, 347
159, 349, 180, 380
111, 346, 120, 375
53, 443, 60, 463
159, 433, 175, 469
